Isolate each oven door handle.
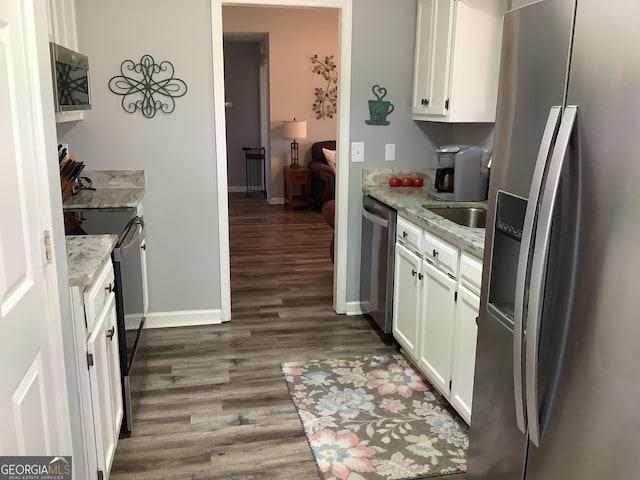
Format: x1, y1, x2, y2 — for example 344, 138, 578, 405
114, 216, 145, 261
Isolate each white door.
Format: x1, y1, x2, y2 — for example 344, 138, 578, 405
425, 0, 454, 117
418, 260, 457, 396
392, 244, 421, 358
87, 294, 119, 479
0, 0, 71, 456
105, 299, 123, 440
450, 284, 479, 424
412, 0, 435, 115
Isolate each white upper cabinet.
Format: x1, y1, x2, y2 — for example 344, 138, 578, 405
47, 0, 78, 49
412, 0, 507, 123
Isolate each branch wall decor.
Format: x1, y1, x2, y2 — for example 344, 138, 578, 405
311, 54, 337, 120
108, 55, 187, 119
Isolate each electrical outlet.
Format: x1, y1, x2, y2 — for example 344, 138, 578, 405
385, 144, 396, 161
352, 142, 364, 163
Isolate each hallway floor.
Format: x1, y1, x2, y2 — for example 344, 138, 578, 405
110, 193, 396, 480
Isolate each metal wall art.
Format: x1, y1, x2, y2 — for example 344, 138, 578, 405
365, 84, 394, 126
311, 54, 337, 120
108, 55, 187, 119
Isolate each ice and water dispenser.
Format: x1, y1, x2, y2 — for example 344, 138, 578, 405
487, 191, 528, 325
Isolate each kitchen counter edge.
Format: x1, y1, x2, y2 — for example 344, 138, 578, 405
66, 234, 118, 287
363, 185, 486, 259
63, 169, 145, 210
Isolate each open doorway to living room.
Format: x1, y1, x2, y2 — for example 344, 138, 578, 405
222, 5, 340, 316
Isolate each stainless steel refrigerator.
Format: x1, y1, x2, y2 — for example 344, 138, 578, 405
468, 0, 640, 479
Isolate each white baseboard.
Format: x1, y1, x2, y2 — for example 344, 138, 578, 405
268, 197, 285, 205
228, 186, 247, 193
136, 309, 224, 329
345, 301, 366, 316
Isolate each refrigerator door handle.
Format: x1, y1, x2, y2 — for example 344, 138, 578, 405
526, 106, 578, 447
513, 106, 563, 434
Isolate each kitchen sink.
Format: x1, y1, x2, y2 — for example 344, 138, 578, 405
423, 206, 487, 228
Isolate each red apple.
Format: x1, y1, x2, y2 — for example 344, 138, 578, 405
389, 177, 401, 187
401, 177, 413, 187
412, 177, 424, 187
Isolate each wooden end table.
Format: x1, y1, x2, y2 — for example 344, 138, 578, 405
284, 165, 311, 209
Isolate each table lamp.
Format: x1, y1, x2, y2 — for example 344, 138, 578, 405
283, 119, 307, 168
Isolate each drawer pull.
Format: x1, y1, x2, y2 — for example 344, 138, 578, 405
432, 249, 439, 258
402, 231, 408, 238
106, 327, 115, 340
105, 283, 113, 294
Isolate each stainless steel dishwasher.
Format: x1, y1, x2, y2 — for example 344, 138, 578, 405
360, 195, 397, 333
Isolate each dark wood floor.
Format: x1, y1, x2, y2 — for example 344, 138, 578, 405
110, 193, 396, 480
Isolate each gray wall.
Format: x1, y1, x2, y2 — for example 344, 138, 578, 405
345, 0, 453, 303
59, 0, 496, 315
224, 40, 262, 190
57, 0, 221, 314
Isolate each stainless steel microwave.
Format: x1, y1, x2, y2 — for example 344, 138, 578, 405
50, 42, 91, 112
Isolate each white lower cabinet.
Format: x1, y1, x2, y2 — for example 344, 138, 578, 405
417, 260, 457, 395
393, 243, 422, 358
70, 258, 123, 480
450, 284, 480, 424
392, 216, 482, 424
87, 293, 123, 479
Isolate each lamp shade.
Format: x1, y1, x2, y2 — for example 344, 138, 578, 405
283, 120, 307, 140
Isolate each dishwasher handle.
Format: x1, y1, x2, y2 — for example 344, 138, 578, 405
362, 208, 389, 228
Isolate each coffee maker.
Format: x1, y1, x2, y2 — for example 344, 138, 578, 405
430, 145, 486, 201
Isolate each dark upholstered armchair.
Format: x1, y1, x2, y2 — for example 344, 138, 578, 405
307, 140, 336, 209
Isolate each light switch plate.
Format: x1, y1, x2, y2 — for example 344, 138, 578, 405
385, 144, 396, 161
352, 142, 364, 163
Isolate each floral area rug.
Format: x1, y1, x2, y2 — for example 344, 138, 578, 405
281, 354, 468, 480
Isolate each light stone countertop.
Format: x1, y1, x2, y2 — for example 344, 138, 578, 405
63, 170, 145, 210
66, 234, 117, 287
363, 168, 486, 258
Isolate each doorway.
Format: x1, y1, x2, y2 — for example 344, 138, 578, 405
223, 34, 270, 198
212, 0, 352, 321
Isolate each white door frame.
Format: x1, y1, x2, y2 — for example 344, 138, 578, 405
258, 37, 270, 199
211, 0, 352, 320
1, 0, 73, 457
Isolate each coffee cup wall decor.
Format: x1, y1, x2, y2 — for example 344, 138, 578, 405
365, 84, 394, 126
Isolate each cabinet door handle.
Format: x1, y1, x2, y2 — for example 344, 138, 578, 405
105, 283, 113, 294
418, 273, 424, 280
402, 231, 408, 238
411, 269, 417, 277
432, 249, 439, 258
106, 327, 115, 340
